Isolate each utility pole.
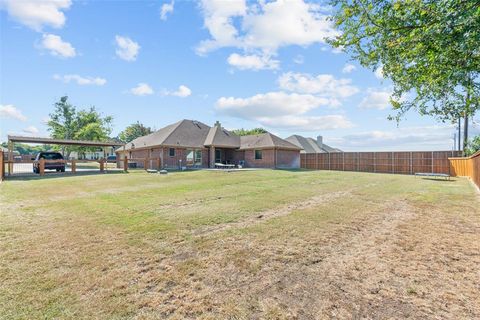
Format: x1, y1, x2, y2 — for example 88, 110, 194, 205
458, 116, 462, 152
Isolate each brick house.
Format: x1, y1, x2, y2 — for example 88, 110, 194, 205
116, 119, 301, 169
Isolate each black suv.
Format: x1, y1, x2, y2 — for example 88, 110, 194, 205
33, 152, 65, 173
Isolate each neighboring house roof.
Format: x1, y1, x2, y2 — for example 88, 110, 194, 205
286, 135, 323, 153
204, 125, 240, 148
286, 135, 342, 153
118, 119, 301, 152
239, 133, 301, 150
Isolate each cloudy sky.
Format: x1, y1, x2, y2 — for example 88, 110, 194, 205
0, 0, 477, 151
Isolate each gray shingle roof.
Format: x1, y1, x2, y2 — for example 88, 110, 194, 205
286, 135, 341, 153
239, 133, 301, 150
118, 120, 301, 152
204, 125, 240, 148
121, 120, 210, 150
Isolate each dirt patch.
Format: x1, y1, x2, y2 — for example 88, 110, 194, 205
194, 190, 353, 236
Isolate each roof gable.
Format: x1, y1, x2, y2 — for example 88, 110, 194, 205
162, 120, 211, 147
240, 133, 301, 150
204, 125, 240, 148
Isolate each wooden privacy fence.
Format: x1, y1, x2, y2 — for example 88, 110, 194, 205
300, 151, 462, 175
0, 151, 4, 181
449, 151, 480, 189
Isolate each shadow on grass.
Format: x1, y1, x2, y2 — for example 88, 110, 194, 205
417, 177, 457, 182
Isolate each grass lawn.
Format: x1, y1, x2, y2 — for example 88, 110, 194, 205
1, 170, 479, 319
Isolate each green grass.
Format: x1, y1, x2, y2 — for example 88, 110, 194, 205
1, 170, 479, 319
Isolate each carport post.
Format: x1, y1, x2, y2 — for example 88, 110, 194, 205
39, 158, 45, 176
8, 140, 13, 176
123, 156, 128, 172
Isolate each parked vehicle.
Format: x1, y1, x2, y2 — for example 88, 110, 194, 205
33, 152, 65, 173
106, 155, 117, 162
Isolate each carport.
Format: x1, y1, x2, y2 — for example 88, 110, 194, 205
3, 135, 124, 178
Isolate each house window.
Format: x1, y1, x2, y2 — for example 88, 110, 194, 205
169, 148, 175, 157
255, 150, 262, 160
194, 150, 202, 165
215, 149, 221, 163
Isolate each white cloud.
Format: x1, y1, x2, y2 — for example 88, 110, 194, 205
215, 91, 352, 131
258, 115, 353, 131
197, 0, 339, 55
172, 85, 192, 97
196, 0, 246, 55
160, 1, 174, 20
39, 33, 76, 58
115, 35, 140, 61
359, 88, 392, 110
53, 74, 106, 86
0, 104, 27, 121
216, 91, 329, 119
375, 65, 384, 79
293, 54, 304, 64
278, 72, 359, 106
162, 85, 192, 97
23, 126, 39, 134
342, 63, 356, 74
330, 125, 461, 151
1, 0, 71, 31
227, 53, 279, 70
130, 83, 154, 96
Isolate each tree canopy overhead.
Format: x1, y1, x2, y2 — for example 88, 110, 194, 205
329, 0, 479, 150
118, 121, 153, 143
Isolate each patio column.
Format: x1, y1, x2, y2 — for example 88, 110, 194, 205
209, 146, 215, 168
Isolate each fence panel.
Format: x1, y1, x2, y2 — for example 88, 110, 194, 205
300, 150, 461, 175
449, 151, 480, 189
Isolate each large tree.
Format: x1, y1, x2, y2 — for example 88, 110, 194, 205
329, 0, 479, 152
118, 121, 153, 143
47, 96, 113, 158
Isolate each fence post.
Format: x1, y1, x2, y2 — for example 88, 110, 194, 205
431, 151, 434, 173
124, 156, 128, 172
373, 152, 376, 173
0, 151, 4, 181
328, 153, 331, 170
410, 152, 413, 175
72, 160, 76, 174
39, 158, 45, 176
357, 152, 359, 171
392, 151, 395, 174
100, 159, 105, 172
144, 158, 148, 170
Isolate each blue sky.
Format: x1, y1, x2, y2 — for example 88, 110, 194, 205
0, 0, 477, 151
